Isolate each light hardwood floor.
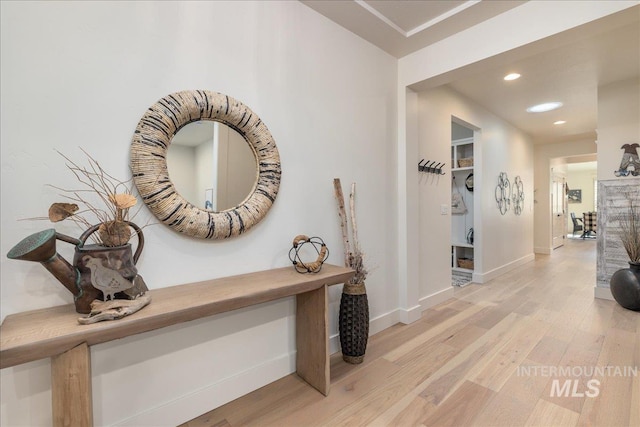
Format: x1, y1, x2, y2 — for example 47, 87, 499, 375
182, 239, 639, 427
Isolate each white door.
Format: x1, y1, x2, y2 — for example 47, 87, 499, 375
552, 174, 566, 249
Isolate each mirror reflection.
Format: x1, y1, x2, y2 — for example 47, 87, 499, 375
167, 121, 257, 212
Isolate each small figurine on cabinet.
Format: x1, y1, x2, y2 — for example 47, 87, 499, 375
614, 143, 640, 177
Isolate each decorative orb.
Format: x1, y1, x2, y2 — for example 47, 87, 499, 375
288, 235, 329, 273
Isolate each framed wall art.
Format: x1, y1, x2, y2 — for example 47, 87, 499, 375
568, 189, 582, 203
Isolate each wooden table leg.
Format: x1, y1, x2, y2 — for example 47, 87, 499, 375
296, 285, 329, 396
51, 342, 93, 427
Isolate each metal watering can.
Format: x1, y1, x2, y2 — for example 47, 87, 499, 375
7, 222, 147, 314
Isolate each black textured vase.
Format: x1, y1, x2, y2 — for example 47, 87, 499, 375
339, 282, 369, 364
610, 262, 640, 311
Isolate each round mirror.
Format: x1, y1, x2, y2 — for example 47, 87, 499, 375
167, 121, 257, 212
130, 90, 281, 239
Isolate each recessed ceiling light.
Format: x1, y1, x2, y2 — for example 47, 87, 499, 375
504, 73, 521, 81
554, 120, 566, 125
526, 102, 563, 113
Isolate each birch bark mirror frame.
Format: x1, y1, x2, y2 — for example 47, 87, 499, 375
130, 90, 281, 239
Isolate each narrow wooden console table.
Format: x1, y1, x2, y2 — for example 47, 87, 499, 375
0, 264, 354, 426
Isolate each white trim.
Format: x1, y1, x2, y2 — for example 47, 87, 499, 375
114, 352, 295, 426
419, 287, 455, 311
117, 301, 411, 426
354, 0, 407, 36
474, 253, 535, 284
354, 0, 481, 38
369, 308, 401, 334
328, 307, 401, 353
594, 286, 614, 301
112, 269, 610, 427
406, 1, 481, 37
398, 304, 422, 324
534, 246, 552, 255
328, 334, 340, 356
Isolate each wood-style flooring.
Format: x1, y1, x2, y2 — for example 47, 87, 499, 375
182, 238, 639, 427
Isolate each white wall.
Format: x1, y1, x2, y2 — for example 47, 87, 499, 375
418, 86, 534, 295
167, 144, 199, 204
533, 139, 597, 253
396, 0, 637, 319
0, 2, 397, 426
597, 77, 640, 180
195, 136, 214, 210
216, 125, 256, 209
595, 77, 640, 296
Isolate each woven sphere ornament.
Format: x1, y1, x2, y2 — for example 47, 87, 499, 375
288, 235, 329, 273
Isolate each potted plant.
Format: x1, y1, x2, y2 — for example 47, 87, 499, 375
610, 197, 640, 311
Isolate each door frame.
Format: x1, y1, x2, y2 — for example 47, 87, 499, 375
551, 172, 567, 249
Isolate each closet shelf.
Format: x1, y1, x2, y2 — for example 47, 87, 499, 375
452, 242, 473, 248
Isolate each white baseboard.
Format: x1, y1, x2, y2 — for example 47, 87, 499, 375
355, 288, 456, 335
398, 304, 422, 324
534, 246, 551, 255
115, 301, 424, 426
369, 307, 401, 334
472, 271, 483, 284
119, 305, 405, 425
419, 287, 454, 311
328, 307, 400, 353
594, 286, 614, 301
474, 253, 535, 283
114, 352, 295, 427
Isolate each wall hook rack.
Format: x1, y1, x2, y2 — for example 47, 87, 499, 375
418, 159, 446, 175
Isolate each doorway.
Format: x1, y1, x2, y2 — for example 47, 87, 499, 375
551, 172, 566, 249
566, 160, 598, 239
451, 119, 477, 286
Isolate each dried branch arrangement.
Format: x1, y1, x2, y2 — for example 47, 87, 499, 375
334, 178, 368, 284
619, 197, 640, 263
47, 149, 140, 246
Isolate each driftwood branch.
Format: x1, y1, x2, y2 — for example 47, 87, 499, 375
334, 178, 368, 283
349, 182, 359, 252
333, 178, 351, 267
77, 294, 152, 324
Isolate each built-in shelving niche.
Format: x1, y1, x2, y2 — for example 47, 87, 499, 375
451, 120, 476, 286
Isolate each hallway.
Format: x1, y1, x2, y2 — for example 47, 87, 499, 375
184, 238, 638, 427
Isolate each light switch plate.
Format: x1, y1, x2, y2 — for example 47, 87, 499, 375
440, 204, 449, 215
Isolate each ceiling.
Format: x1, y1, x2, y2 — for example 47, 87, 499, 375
302, 0, 525, 58
567, 161, 597, 173
302, 1, 640, 144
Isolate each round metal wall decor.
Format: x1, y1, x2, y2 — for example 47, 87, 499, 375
130, 90, 281, 239
512, 175, 525, 215
495, 172, 511, 215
